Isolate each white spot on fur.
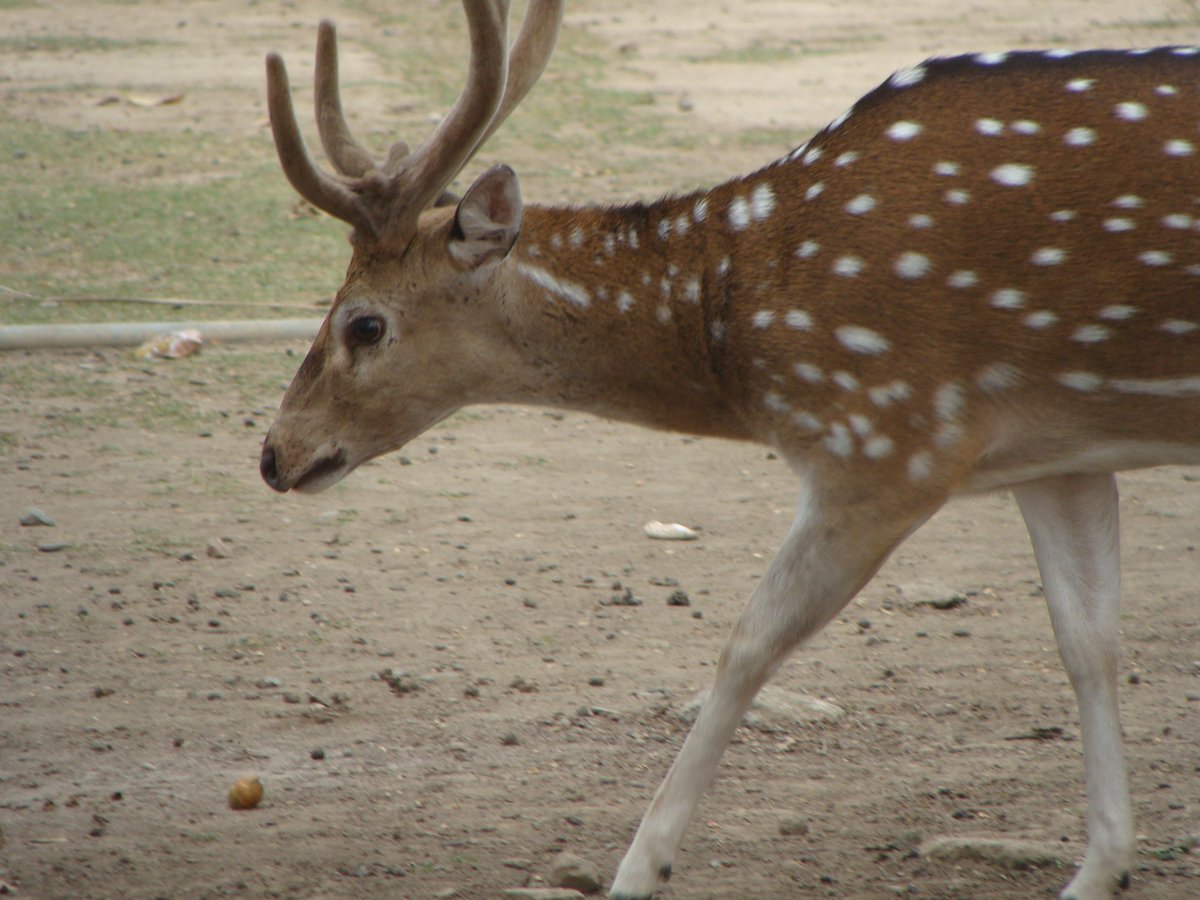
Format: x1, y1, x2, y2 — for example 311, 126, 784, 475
976, 362, 1022, 393
845, 194, 877, 215
657, 218, 671, 240
793, 362, 823, 383
616, 291, 634, 313
1139, 250, 1172, 266
1112, 195, 1144, 209
716, 256, 731, 276
990, 288, 1026, 309
1024, 310, 1058, 328
887, 121, 923, 141
657, 304, 672, 324
1104, 218, 1136, 232
1059, 371, 1103, 391
1108, 375, 1200, 396
1031, 247, 1067, 266
895, 251, 931, 279
784, 309, 813, 330
1064, 127, 1096, 146
975, 52, 1009, 65
1012, 120, 1042, 135
763, 391, 790, 413
1161, 319, 1198, 334
1050, 209, 1077, 222
1099, 304, 1137, 320
835, 151, 861, 167
1115, 101, 1148, 121
944, 189, 971, 205
848, 414, 873, 437
1162, 213, 1193, 229
751, 182, 777, 221
908, 451, 934, 481
992, 163, 1035, 186
832, 371, 860, 391
864, 435, 895, 459
1072, 324, 1112, 343
947, 270, 979, 289
728, 196, 751, 231
694, 197, 709, 222
890, 65, 926, 88
1066, 78, 1095, 92
752, 310, 776, 328
683, 277, 700, 303
824, 422, 854, 458
833, 255, 865, 277
868, 380, 912, 408
835, 324, 891, 355
793, 410, 823, 432
934, 161, 960, 176
934, 382, 966, 422
517, 263, 591, 308
909, 213, 934, 229
976, 118, 1004, 136
796, 240, 821, 259
805, 182, 826, 201
1165, 139, 1195, 156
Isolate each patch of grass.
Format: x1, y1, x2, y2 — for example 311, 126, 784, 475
130, 527, 190, 555
0, 116, 347, 326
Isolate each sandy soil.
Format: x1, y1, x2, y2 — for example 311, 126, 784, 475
2, 1, 1199, 898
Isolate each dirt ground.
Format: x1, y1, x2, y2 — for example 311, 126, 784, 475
2, 1, 1199, 898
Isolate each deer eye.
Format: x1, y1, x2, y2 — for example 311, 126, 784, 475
348, 315, 385, 346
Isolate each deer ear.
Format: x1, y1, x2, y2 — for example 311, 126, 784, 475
449, 164, 523, 269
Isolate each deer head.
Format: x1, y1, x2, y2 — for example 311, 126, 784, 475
260, 0, 564, 493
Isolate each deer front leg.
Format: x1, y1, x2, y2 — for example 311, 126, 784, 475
609, 483, 936, 899
1013, 473, 1133, 900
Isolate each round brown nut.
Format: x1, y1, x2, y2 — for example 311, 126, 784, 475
228, 776, 263, 810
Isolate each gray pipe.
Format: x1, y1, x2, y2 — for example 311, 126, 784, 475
0, 318, 324, 351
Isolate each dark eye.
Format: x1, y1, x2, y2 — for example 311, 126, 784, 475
348, 315, 384, 346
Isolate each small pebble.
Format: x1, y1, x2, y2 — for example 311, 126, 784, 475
19, 508, 55, 527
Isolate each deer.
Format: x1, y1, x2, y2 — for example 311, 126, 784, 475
257, 2, 1200, 896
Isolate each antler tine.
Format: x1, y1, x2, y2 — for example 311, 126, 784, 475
265, 52, 377, 237
314, 20, 391, 178
462, 0, 565, 169
387, 0, 511, 221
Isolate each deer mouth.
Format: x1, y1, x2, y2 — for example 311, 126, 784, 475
261, 444, 349, 494
291, 449, 349, 493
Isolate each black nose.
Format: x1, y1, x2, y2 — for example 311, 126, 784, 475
260, 445, 283, 492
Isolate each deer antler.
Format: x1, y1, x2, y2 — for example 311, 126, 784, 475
265, 0, 564, 242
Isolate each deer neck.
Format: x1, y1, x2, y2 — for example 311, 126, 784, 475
495, 194, 762, 440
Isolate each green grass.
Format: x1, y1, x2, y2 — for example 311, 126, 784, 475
0, 117, 348, 325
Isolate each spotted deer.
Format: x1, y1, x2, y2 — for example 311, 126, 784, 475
258, 2, 1200, 896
